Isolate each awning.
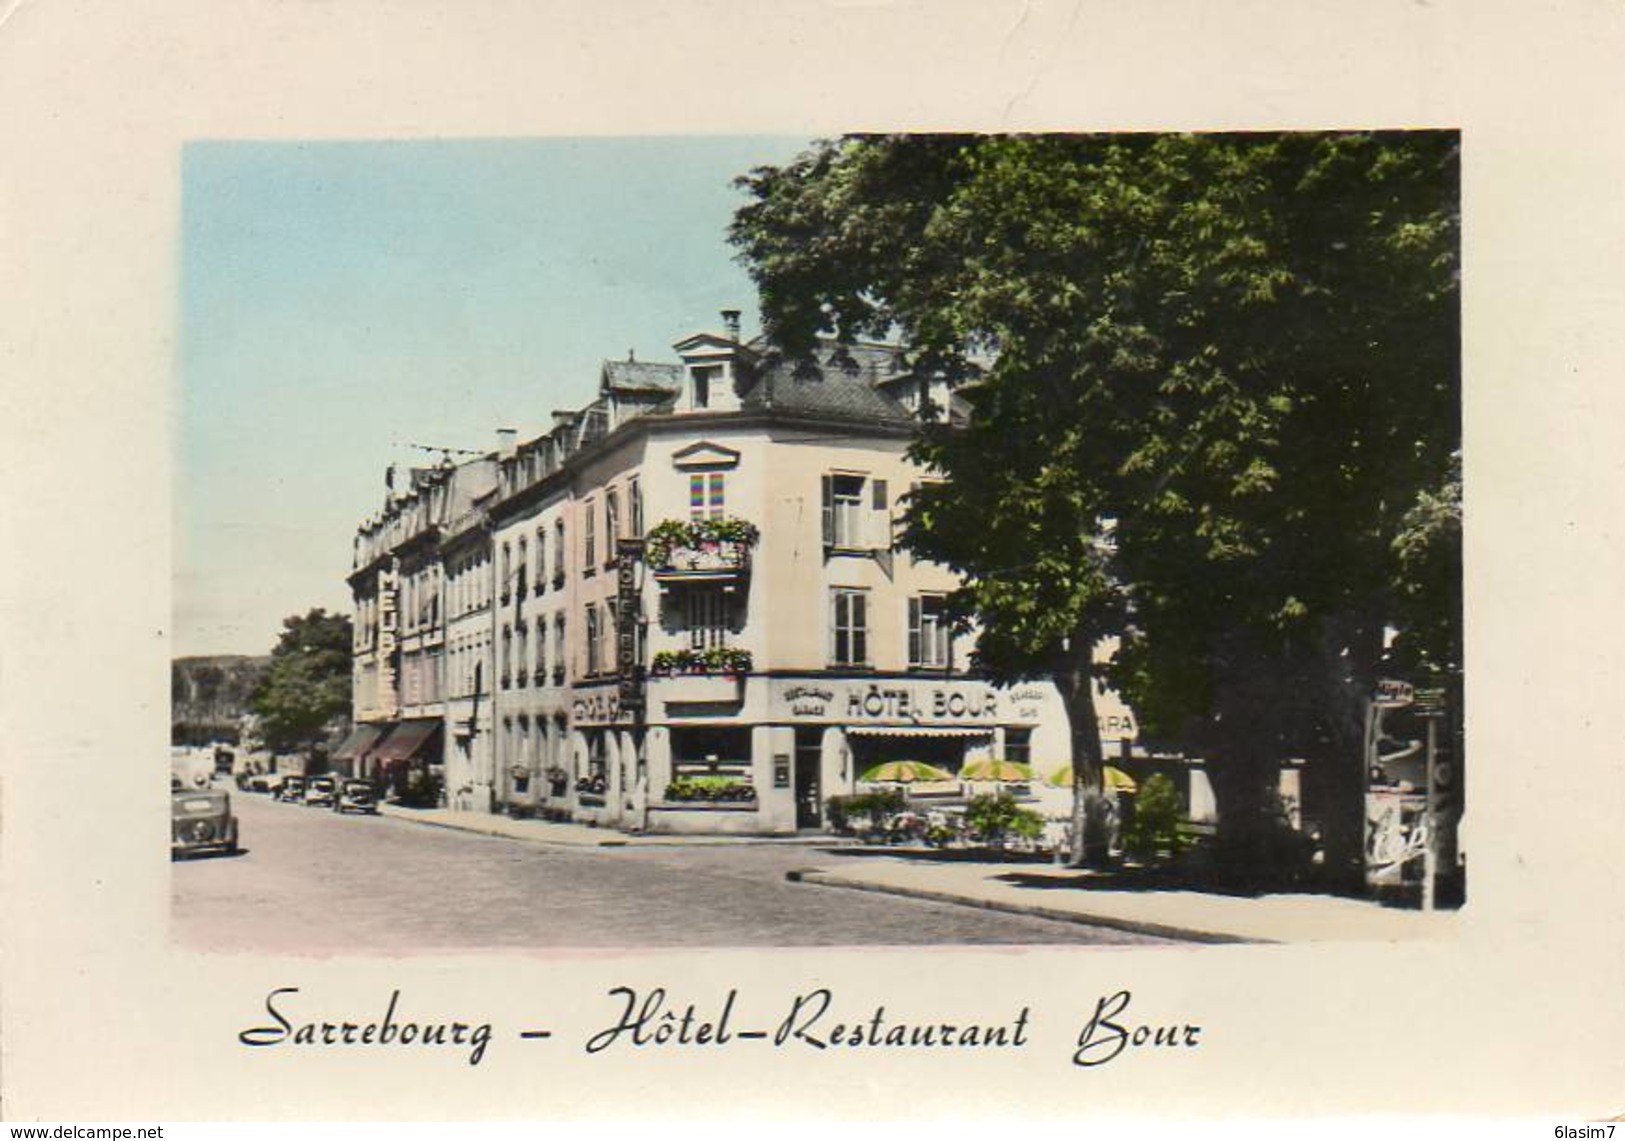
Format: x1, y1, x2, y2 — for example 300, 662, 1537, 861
332, 723, 387, 761
845, 726, 995, 739
371, 719, 442, 764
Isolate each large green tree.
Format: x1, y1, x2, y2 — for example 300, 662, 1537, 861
251, 608, 354, 754
731, 132, 1459, 883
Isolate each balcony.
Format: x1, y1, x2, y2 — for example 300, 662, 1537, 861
645, 518, 757, 585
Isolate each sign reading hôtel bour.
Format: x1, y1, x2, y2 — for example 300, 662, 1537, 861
768, 678, 1046, 726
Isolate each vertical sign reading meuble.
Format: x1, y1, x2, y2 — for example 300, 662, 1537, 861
616, 539, 643, 713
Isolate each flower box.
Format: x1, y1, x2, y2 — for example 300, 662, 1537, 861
645, 518, 758, 582
655, 673, 744, 704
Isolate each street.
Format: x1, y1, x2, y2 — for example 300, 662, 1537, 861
172, 789, 1175, 951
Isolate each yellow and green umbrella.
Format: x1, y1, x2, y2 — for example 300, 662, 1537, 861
1046, 764, 1138, 793
858, 760, 956, 783
959, 758, 1036, 783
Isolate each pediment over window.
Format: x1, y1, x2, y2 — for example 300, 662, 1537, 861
672, 441, 741, 470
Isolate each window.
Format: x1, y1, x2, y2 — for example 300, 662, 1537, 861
689, 472, 725, 521
686, 586, 729, 650
534, 526, 546, 593
500, 625, 512, 688
629, 478, 643, 537
670, 727, 752, 781
830, 588, 869, 667
514, 718, 531, 794
516, 536, 529, 599
553, 519, 566, 584
553, 614, 566, 683
824, 474, 865, 548
501, 543, 512, 600
606, 489, 621, 546
534, 616, 546, 682
515, 622, 528, 685
691, 365, 720, 409
583, 500, 596, 571
1005, 728, 1033, 769
908, 594, 951, 669
585, 604, 600, 676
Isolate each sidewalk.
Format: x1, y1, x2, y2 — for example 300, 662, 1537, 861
376, 803, 856, 848
794, 859, 1460, 944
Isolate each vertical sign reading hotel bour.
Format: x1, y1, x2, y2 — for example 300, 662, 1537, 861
616, 539, 643, 713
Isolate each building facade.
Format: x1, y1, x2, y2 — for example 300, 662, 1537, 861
339, 318, 1144, 835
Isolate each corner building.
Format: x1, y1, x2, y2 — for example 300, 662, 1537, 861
347, 320, 1135, 835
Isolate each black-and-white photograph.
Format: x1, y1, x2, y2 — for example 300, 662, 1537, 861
171, 131, 1463, 953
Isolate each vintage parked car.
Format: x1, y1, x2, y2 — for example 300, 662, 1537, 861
171, 788, 239, 858
277, 775, 306, 803
334, 778, 379, 815
303, 775, 338, 808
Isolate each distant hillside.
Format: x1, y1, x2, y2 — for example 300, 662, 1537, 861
172, 655, 271, 745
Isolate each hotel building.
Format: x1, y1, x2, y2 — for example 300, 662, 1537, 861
340, 317, 1142, 835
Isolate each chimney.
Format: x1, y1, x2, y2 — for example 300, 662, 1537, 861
721, 309, 742, 343
496, 428, 518, 459
551, 410, 575, 431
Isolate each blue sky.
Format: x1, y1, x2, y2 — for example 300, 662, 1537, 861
176, 136, 813, 657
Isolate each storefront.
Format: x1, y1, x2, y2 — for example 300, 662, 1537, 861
627, 675, 1072, 836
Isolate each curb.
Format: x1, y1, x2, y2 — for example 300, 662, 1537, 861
790, 869, 1264, 945
377, 804, 860, 851
377, 805, 630, 848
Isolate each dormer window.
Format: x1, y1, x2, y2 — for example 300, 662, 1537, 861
691, 365, 721, 409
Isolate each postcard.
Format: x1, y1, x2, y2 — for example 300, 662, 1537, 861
2, 0, 1621, 1125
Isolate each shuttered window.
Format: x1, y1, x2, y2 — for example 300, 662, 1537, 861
585, 604, 600, 676
908, 594, 950, 668
831, 588, 869, 667
583, 500, 596, 570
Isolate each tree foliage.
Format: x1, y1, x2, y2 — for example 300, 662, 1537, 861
251, 609, 353, 754
731, 133, 1459, 884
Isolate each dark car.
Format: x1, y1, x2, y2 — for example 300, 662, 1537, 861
304, 775, 338, 808
171, 788, 239, 858
277, 775, 306, 803
334, 778, 379, 815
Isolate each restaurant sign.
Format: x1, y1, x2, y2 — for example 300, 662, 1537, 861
770, 679, 1041, 725
572, 686, 626, 726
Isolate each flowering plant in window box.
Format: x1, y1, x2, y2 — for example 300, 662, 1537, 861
650, 647, 753, 676
644, 517, 759, 573
663, 777, 757, 804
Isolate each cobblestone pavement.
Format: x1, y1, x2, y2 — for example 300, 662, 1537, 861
173, 789, 1178, 952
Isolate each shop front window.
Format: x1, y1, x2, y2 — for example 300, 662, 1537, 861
670, 727, 752, 781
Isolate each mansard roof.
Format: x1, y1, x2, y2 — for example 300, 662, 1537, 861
601, 359, 682, 394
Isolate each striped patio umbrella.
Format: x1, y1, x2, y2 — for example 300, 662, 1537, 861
857, 760, 956, 783
1046, 764, 1138, 793
959, 758, 1037, 783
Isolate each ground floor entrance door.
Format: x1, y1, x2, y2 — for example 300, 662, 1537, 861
794, 730, 823, 829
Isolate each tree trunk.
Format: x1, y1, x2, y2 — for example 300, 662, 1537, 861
1055, 644, 1112, 869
